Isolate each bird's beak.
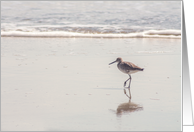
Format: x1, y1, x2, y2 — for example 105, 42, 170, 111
109, 60, 117, 65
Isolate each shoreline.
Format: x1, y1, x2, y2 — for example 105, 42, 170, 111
1, 36, 181, 39
1, 29, 181, 39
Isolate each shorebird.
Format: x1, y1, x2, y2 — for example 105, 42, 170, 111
109, 57, 144, 99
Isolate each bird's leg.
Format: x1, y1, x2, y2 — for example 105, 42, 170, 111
123, 75, 132, 99
128, 88, 131, 100
124, 89, 130, 99
128, 75, 132, 88
124, 79, 129, 87
128, 75, 132, 99
124, 76, 130, 88
123, 75, 131, 99
124, 74, 131, 88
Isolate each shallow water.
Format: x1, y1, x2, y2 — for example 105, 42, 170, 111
1, 1, 181, 38
1, 37, 181, 131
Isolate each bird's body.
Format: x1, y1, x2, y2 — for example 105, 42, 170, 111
117, 61, 144, 75
109, 57, 144, 99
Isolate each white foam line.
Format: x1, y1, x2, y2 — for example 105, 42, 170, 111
1, 30, 181, 39
143, 29, 181, 35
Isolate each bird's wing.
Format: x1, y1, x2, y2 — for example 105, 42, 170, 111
123, 62, 143, 71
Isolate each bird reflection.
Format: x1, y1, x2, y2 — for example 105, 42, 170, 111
116, 100, 143, 116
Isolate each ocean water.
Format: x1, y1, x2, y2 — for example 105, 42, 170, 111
1, 1, 181, 38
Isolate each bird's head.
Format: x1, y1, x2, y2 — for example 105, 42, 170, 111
109, 57, 123, 65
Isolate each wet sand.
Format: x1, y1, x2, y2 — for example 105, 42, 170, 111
1, 37, 181, 131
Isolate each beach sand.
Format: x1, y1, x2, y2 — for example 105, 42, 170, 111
1, 37, 181, 131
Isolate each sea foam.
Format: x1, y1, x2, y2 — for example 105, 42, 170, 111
1, 29, 181, 39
